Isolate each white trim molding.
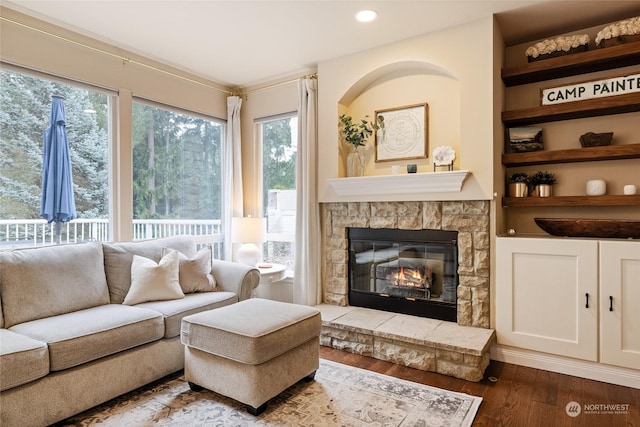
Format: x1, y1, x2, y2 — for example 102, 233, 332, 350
491, 344, 640, 389
327, 170, 470, 197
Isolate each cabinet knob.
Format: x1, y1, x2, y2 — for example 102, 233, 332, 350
609, 296, 614, 312
585, 293, 589, 309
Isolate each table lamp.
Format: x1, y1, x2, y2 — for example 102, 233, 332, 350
232, 216, 266, 266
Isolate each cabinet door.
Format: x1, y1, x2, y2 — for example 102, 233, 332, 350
496, 237, 598, 361
600, 241, 640, 370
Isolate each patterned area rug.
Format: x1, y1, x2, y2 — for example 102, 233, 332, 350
59, 359, 482, 427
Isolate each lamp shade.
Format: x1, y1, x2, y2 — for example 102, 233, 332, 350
232, 217, 266, 266
232, 217, 266, 243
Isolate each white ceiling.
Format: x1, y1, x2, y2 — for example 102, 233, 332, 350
4, 1, 640, 88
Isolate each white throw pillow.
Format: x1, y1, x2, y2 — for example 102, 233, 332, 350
162, 245, 218, 293
123, 249, 185, 305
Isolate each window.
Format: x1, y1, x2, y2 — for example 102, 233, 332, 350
131, 100, 224, 256
259, 114, 297, 271
0, 68, 111, 246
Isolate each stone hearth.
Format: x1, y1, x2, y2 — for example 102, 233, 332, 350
319, 200, 494, 381
318, 304, 494, 381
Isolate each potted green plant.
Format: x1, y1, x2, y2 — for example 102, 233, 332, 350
339, 114, 383, 176
508, 172, 530, 197
530, 171, 557, 197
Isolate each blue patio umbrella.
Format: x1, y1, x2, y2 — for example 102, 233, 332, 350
40, 95, 76, 244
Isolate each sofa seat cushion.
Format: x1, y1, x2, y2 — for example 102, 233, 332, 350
9, 304, 164, 371
181, 299, 321, 365
0, 329, 49, 391
135, 292, 238, 338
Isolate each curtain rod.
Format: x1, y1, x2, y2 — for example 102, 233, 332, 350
1, 15, 235, 96
241, 73, 317, 96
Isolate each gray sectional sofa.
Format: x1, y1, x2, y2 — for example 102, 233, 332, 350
0, 235, 260, 427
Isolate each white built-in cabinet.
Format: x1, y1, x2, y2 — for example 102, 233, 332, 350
599, 241, 640, 369
496, 237, 640, 371
496, 237, 598, 361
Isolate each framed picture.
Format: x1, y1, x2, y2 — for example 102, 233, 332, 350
375, 103, 428, 162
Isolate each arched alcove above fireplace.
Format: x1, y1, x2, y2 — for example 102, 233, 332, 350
337, 61, 462, 178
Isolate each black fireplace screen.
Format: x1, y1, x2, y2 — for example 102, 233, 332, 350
348, 227, 458, 322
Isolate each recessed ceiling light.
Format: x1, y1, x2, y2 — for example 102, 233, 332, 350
356, 10, 377, 23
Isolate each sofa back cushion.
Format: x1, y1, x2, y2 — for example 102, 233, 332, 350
102, 235, 196, 304
163, 245, 218, 293
0, 242, 110, 328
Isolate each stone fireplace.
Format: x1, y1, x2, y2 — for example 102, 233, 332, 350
318, 200, 493, 381
322, 200, 490, 329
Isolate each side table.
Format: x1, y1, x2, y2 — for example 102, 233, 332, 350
256, 263, 287, 284
253, 263, 288, 300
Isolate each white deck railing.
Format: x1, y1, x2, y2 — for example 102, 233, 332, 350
0, 218, 224, 256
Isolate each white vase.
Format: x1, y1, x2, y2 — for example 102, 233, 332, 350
347, 150, 364, 177
586, 179, 606, 196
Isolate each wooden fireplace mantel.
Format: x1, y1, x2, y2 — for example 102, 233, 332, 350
326, 170, 471, 197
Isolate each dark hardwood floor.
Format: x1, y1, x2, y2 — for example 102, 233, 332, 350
319, 347, 639, 427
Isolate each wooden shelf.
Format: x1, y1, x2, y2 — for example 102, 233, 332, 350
502, 41, 640, 87
503, 195, 640, 208
502, 92, 640, 126
502, 143, 640, 167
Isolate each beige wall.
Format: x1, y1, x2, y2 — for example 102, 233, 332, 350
317, 16, 497, 203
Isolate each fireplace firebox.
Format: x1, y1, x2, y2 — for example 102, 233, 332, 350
348, 227, 458, 322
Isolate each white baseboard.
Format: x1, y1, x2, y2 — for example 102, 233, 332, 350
491, 344, 640, 389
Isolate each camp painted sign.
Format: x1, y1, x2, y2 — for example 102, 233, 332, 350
541, 73, 640, 105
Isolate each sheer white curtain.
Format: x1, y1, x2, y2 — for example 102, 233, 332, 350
223, 96, 243, 260
294, 77, 320, 306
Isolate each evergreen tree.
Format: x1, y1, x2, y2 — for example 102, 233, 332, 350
262, 117, 296, 215
132, 103, 222, 221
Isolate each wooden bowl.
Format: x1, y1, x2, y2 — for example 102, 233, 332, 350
534, 218, 640, 239
579, 132, 613, 147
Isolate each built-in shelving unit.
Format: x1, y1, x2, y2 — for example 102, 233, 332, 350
501, 41, 640, 210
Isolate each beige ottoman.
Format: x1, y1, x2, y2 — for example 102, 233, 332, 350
180, 298, 321, 415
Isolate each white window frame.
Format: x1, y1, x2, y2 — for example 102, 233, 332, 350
255, 112, 297, 271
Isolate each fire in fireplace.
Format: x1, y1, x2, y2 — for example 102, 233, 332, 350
348, 227, 458, 322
